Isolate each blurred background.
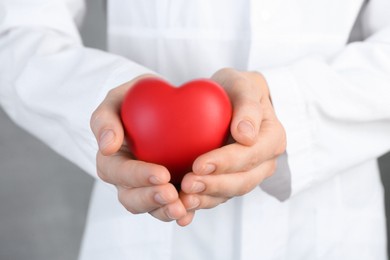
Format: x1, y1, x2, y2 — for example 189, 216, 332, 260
0, 0, 103, 259
1, 1, 390, 259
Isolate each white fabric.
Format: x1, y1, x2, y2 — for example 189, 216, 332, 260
1, 0, 390, 259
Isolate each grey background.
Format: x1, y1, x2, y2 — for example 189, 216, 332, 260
0, 1, 390, 259
0, 0, 103, 259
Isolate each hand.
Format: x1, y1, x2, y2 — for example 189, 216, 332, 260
90, 75, 188, 224
178, 68, 286, 225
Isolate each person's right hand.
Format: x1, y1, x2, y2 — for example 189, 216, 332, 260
90, 75, 188, 223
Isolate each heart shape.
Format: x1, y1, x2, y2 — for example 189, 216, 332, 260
121, 77, 232, 187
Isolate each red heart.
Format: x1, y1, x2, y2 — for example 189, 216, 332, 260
121, 77, 232, 187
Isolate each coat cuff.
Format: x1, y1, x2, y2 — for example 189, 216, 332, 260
259, 67, 315, 199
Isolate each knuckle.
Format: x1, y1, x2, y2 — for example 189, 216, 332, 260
90, 108, 103, 134
236, 99, 260, 120
90, 106, 113, 138
231, 76, 250, 92
211, 68, 237, 86
214, 67, 235, 77
246, 98, 261, 111
95, 105, 111, 121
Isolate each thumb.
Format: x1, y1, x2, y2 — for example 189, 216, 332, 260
90, 86, 127, 156
211, 68, 263, 146
90, 74, 158, 155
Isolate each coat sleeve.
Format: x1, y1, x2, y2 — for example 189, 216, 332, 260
260, 0, 390, 198
0, 0, 153, 178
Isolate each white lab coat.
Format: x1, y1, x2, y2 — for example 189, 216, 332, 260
1, 0, 390, 259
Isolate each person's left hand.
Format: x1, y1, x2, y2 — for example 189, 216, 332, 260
177, 68, 286, 226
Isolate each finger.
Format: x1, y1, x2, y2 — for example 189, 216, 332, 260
211, 68, 263, 146
181, 193, 229, 211
192, 121, 283, 175
90, 85, 129, 155
149, 199, 188, 222
184, 160, 276, 198
176, 211, 196, 227
180, 191, 201, 210
90, 74, 156, 155
117, 184, 179, 214
97, 150, 171, 188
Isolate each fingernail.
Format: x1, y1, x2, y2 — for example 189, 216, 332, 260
165, 209, 176, 220
99, 130, 115, 151
149, 175, 162, 185
191, 181, 206, 193
187, 196, 200, 210
237, 120, 255, 140
154, 193, 167, 205
202, 164, 216, 175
